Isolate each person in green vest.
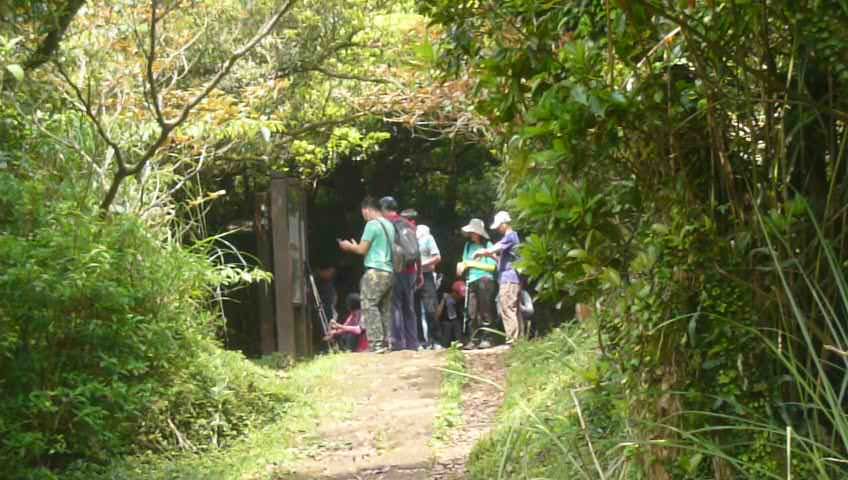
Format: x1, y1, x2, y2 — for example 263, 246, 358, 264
456, 218, 498, 349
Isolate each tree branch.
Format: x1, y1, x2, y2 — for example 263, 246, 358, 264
146, 0, 166, 127
98, 0, 298, 212
306, 65, 399, 86
54, 61, 128, 175
24, 0, 87, 71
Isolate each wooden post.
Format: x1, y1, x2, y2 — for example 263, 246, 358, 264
254, 192, 276, 355
268, 177, 313, 358
270, 177, 296, 356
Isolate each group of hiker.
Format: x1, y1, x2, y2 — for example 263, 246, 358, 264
327, 195, 528, 353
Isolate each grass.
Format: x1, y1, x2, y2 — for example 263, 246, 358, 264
659, 208, 848, 480
463, 205, 848, 480
466, 323, 635, 480
66, 353, 350, 480
433, 345, 468, 444
645, 208, 848, 479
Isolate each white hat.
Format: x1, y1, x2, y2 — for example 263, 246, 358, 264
460, 218, 489, 239
416, 224, 430, 240
490, 211, 511, 229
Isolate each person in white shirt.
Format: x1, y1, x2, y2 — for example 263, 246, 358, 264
415, 224, 442, 348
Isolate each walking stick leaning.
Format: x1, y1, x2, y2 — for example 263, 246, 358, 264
463, 282, 470, 340
306, 264, 336, 349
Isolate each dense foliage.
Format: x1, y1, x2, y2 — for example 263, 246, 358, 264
0, 103, 292, 479
6, 0, 848, 478
421, 0, 848, 478
0, 1, 440, 477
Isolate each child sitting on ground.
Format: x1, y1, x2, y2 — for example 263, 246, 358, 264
436, 280, 466, 347
324, 293, 368, 352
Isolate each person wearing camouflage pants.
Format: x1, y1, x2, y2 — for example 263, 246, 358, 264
360, 268, 393, 350
339, 196, 396, 352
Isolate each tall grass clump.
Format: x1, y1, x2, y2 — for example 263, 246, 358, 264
434, 345, 468, 443
467, 324, 639, 480
648, 206, 848, 479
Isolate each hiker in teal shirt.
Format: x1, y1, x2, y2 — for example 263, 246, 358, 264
338, 197, 395, 352
361, 213, 394, 273
456, 218, 497, 348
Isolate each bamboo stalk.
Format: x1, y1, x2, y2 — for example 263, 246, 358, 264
786, 426, 792, 480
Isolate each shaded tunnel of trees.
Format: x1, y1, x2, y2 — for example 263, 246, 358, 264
207, 125, 495, 355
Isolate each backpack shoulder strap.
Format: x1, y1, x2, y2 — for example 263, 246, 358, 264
375, 218, 393, 264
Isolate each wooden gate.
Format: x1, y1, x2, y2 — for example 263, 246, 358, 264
254, 175, 313, 358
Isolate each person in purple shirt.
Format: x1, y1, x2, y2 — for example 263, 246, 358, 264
475, 211, 524, 344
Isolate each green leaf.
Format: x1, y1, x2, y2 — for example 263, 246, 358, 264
5, 64, 23, 81
610, 91, 626, 105
651, 223, 669, 235
571, 84, 588, 106
685, 453, 704, 475
412, 41, 435, 63
588, 95, 604, 117
567, 248, 587, 259
688, 313, 698, 348
602, 267, 621, 287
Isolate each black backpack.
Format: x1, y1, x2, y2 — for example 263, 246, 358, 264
377, 218, 420, 272
392, 218, 421, 272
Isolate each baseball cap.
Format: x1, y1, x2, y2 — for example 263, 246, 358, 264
379, 196, 398, 211
490, 211, 511, 229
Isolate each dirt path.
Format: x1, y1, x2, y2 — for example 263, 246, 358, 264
432, 347, 507, 480
274, 347, 507, 480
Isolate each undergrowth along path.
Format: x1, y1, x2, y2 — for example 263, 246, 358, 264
432, 347, 508, 479
274, 347, 507, 480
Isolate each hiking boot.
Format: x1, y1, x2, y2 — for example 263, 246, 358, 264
478, 340, 492, 349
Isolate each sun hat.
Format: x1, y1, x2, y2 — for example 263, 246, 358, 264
490, 211, 512, 230
460, 218, 490, 240
416, 224, 430, 240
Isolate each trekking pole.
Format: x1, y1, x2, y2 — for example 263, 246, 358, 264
306, 264, 336, 351
462, 283, 470, 343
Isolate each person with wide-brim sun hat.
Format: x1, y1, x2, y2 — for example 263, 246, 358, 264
475, 211, 524, 344
456, 218, 498, 349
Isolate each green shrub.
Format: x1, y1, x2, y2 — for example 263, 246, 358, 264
0, 173, 289, 477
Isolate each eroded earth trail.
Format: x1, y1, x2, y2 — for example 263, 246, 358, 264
275, 347, 507, 480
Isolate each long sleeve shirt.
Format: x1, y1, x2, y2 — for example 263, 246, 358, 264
331, 310, 369, 352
